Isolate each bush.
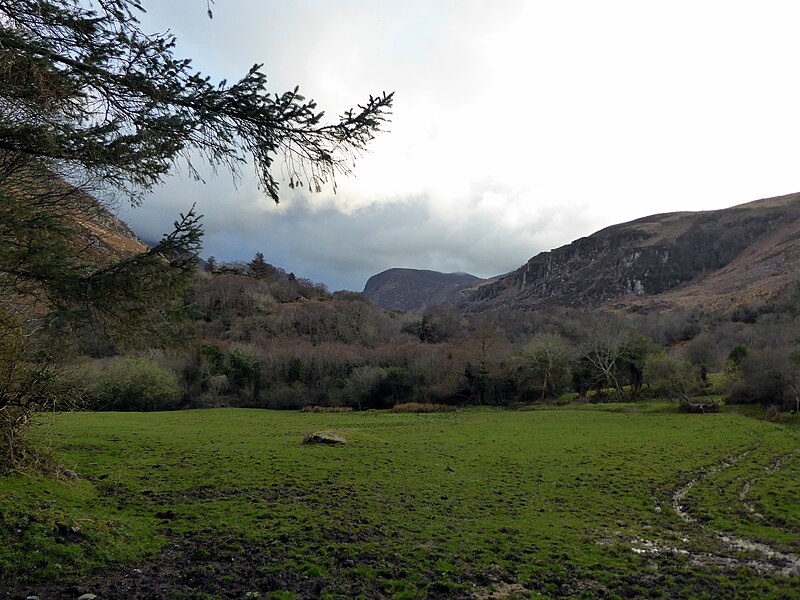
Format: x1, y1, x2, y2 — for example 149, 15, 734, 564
763, 404, 783, 422
83, 357, 182, 411
644, 353, 702, 398
259, 383, 313, 409
726, 349, 792, 408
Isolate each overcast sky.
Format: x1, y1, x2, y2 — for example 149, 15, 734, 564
123, 1, 800, 291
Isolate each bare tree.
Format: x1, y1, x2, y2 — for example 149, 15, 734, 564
508, 333, 572, 401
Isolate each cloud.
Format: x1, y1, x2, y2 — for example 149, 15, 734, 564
126, 1, 800, 292
124, 174, 598, 291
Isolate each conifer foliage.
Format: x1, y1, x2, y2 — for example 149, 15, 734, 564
0, 0, 393, 202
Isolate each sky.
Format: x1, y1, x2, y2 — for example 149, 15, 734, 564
123, 0, 800, 291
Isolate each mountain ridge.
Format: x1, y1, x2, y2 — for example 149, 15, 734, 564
362, 268, 490, 310
466, 192, 800, 313
361, 192, 800, 314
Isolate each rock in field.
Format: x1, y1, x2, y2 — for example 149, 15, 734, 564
302, 431, 348, 445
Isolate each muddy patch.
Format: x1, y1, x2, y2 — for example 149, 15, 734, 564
665, 449, 800, 577
671, 450, 751, 524
4, 535, 479, 600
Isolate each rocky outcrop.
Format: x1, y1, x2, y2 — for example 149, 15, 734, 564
72, 197, 149, 261
465, 192, 800, 312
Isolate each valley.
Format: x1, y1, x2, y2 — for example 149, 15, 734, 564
364, 193, 800, 315
3, 4, 800, 598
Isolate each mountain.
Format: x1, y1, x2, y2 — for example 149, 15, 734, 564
73, 201, 149, 262
25, 171, 149, 263
465, 192, 800, 313
362, 268, 490, 310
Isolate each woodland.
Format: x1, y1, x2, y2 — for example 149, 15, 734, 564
74, 255, 800, 416
0, 0, 394, 469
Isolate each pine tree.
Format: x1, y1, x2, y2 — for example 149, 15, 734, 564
0, 0, 393, 203
248, 252, 276, 279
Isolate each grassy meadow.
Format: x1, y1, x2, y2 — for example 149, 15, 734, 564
1, 404, 799, 599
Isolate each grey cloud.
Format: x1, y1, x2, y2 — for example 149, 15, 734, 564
121, 1, 800, 293
123, 175, 583, 292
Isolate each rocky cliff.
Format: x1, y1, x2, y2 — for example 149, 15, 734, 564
466, 192, 800, 312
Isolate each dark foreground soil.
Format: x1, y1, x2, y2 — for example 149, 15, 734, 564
2, 535, 480, 600
3, 532, 799, 600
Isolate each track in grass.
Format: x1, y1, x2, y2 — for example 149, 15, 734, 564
668, 446, 800, 578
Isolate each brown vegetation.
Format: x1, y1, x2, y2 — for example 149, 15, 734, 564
391, 402, 457, 413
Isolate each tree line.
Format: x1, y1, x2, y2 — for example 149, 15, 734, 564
74, 259, 800, 414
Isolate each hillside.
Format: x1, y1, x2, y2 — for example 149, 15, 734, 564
23, 172, 148, 264
464, 192, 800, 313
73, 199, 149, 262
362, 268, 489, 310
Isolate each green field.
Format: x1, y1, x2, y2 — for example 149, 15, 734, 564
1, 405, 799, 599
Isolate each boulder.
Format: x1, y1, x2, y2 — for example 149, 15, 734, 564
60, 467, 79, 480
302, 431, 348, 445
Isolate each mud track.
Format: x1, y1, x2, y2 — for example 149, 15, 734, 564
668, 448, 800, 577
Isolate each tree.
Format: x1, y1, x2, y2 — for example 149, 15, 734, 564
0, 308, 78, 470
644, 352, 701, 399
507, 333, 572, 401
681, 332, 719, 387
0, 184, 202, 468
726, 349, 791, 408
575, 326, 652, 400
788, 341, 800, 413
721, 344, 748, 393
342, 365, 411, 411
0, 0, 393, 470
248, 252, 276, 280
578, 326, 629, 399
462, 321, 507, 404
403, 311, 462, 345
618, 334, 654, 398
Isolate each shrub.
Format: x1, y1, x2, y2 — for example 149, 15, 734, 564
259, 383, 312, 409
644, 353, 702, 398
83, 357, 182, 411
726, 349, 791, 408
763, 404, 783, 422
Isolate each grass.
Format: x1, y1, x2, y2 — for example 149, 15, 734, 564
1, 406, 798, 598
